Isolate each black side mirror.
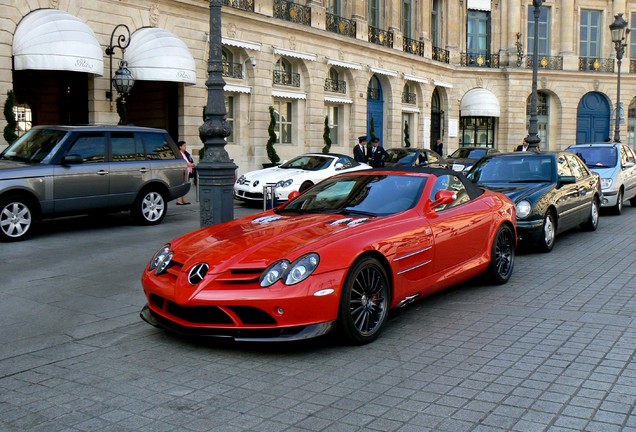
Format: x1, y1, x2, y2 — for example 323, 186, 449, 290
61, 154, 83, 165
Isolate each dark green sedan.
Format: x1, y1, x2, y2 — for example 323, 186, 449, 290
466, 151, 601, 252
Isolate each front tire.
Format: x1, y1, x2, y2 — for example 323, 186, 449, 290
487, 225, 515, 284
611, 189, 623, 215
581, 197, 599, 231
0, 196, 34, 242
337, 257, 390, 345
299, 181, 314, 193
538, 211, 556, 253
133, 189, 166, 225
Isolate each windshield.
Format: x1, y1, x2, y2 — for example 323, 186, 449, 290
280, 174, 427, 216
567, 147, 617, 168
386, 149, 418, 165
280, 155, 332, 171
450, 148, 488, 159
1, 128, 67, 163
467, 155, 554, 183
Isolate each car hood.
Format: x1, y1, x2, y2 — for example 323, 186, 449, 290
171, 212, 375, 276
243, 167, 311, 183
587, 166, 617, 178
477, 181, 553, 202
0, 159, 51, 179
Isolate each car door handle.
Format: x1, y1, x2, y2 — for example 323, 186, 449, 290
139, 168, 149, 173
97, 170, 109, 175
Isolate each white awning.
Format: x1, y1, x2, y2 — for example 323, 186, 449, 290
222, 37, 262, 51
467, 0, 491, 11
225, 84, 251, 94
461, 88, 500, 117
325, 96, 353, 104
369, 66, 398, 77
13, 9, 104, 75
433, 80, 453, 88
403, 73, 429, 84
402, 106, 420, 113
327, 58, 364, 70
273, 46, 317, 62
126, 27, 196, 85
272, 89, 306, 100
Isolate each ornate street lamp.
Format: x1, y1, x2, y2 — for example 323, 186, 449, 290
525, 0, 543, 151
198, 0, 237, 226
105, 24, 134, 124
610, 13, 630, 143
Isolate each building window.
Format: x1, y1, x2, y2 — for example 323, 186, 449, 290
460, 117, 495, 147
273, 99, 292, 144
327, 0, 341, 15
431, 0, 440, 48
14, 104, 32, 136
402, 0, 412, 39
368, 0, 381, 28
526, 92, 550, 149
631, 12, 636, 57
467, 10, 490, 56
325, 105, 339, 145
325, 68, 346, 93
225, 95, 234, 143
527, 5, 550, 55
274, 58, 299, 87
402, 83, 416, 104
402, 113, 413, 147
580, 10, 601, 58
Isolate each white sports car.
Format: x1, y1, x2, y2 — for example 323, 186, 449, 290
234, 153, 370, 203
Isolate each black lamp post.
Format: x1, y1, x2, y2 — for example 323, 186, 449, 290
198, 0, 237, 227
610, 13, 629, 143
525, 0, 543, 151
105, 24, 134, 124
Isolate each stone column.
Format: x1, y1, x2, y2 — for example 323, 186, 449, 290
560, 0, 577, 70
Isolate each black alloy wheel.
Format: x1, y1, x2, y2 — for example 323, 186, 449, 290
488, 224, 515, 284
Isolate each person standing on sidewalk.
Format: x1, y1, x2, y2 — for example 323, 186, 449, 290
177, 141, 195, 205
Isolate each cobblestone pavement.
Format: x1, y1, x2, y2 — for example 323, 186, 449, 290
1, 191, 636, 432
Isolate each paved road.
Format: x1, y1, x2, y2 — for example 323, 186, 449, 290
1, 191, 636, 432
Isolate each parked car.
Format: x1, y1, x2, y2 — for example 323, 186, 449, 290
447, 146, 500, 174
0, 125, 190, 241
384, 147, 449, 168
141, 167, 516, 344
566, 142, 636, 214
466, 151, 601, 252
233, 153, 369, 204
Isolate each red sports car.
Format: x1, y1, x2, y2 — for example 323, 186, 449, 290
141, 168, 516, 344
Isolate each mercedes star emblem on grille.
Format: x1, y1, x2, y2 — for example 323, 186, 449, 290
188, 263, 209, 285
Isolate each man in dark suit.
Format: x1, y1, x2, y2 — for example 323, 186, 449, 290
368, 137, 389, 168
515, 138, 530, 152
353, 136, 367, 162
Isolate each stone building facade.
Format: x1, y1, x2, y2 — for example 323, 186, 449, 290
1, 0, 635, 175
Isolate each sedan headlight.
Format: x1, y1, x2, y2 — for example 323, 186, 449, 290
600, 178, 613, 189
149, 244, 171, 271
275, 179, 294, 188
259, 253, 320, 287
237, 175, 246, 184
515, 200, 532, 219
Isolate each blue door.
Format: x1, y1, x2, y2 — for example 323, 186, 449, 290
367, 75, 384, 143
577, 92, 610, 144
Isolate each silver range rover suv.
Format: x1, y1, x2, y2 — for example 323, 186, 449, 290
0, 125, 190, 241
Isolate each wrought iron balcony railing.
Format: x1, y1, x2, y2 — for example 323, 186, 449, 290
326, 13, 356, 38
402, 92, 416, 104
525, 55, 563, 70
324, 79, 347, 94
222, 61, 243, 79
461, 52, 500, 68
579, 57, 614, 72
367, 88, 380, 100
432, 46, 450, 64
273, 70, 300, 87
403, 37, 424, 57
222, 0, 255, 12
274, 0, 311, 26
368, 26, 393, 48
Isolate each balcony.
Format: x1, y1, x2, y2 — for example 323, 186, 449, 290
525, 55, 563, 70
402, 92, 416, 104
222, 0, 254, 12
461, 52, 500, 68
324, 78, 346, 94
222, 62, 243, 79
432, 46, 450, 64
368, 26, 393, 48
403, 37, 424, 57
579, 57, 614, 72
273, 70, 300, 87
326, 13, 356, 38
274, 0, 311, 26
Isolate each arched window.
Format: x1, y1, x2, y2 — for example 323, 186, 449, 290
368, 75, 381, 100
402, 83, 416, 104
325, 67, 346, 93
222, 48, 240, 78
274, 58, 298, 86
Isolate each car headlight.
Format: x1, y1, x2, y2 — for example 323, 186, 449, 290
149, 244, 171, 271
260, 260, 290, 287
237, 175, 245, 184
284, 253, 320, 285
259, 253, 320, 287
515, 200, 532, 219
275, 179, 294, 188
601, 178, 613, 189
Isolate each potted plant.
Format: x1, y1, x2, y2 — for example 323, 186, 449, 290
3, 90, 18, 144
264, 105, 280, 167
322, 115, 332, 154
